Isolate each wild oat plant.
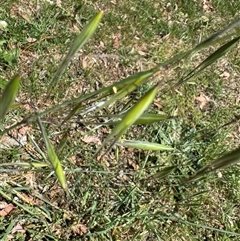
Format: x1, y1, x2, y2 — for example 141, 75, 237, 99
0, 12, 240, 239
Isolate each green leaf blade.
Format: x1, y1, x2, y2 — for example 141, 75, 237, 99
48, 11, 103, 94
105, 83, 160, 143
154, 166, 176, 179
134, 113, 169, 124
37, 118, 67, 190
117, 140, 174, 151
183, 147, 240, 183
93, 69, 155, 113
211, 147, 240, 170
0, 75, 20, 120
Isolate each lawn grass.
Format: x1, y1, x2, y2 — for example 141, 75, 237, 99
0, 0, 240, 240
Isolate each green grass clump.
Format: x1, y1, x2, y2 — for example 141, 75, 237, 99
0, 1, 240, 240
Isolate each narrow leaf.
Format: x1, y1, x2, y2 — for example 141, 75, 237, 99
183, 147, 240, 183
48, 11, 103, 95
0, 75, 20, 120
154, 166, 176, 179
100, 112, 169, 126
195, 18, 240, 50
133, 113, 169, 124
57, 131, 68, 151
0, 162, 49, 168
156, 18, 240, 74
97, 83, 161, 156
107, 83, 160, 141
209, 146, 240, 170
173, 36, 240, 89
37, 118, 67, 190
117, 139, 173, 151
62, 68, 155, 124
18, 162, 49, 168
95, 69, 155, 113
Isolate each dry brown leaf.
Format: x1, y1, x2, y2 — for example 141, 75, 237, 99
101, 127, 109, 134
20, 13, 32, 23
202, 0, 214, 12
11, 222, 25, 234
195, 92, 209, 110
82, 58, 88, 69
23, 104, 32, 111
99, 41, 105, 48
236, 96, 240, 105
113, 35, 120, 49
0, 203, 15, 217
220, 71, 230, 79
0, 202, 8, 209
26, 37, 37, 43
82, 136, 101, 145
72, 24, 80, 32
138, 50, 147, 56
19, 192, 43, 205
18, 126, 30, 135
153, 101, 163, 109
56, 0, 62, 7
69, 155, 77, 164
71, 223, 88, 236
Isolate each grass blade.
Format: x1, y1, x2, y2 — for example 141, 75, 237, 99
195, 36, 240, 71
48, 11, 103, 95
37, 118, 67, 190
97, 83, 161, 156
100, 112, 169, 126
0, 75, 20, 120
173, 36, 240, 89
107, 83, 160, 141
62, 69, 155, 124
154, 166, 176, 179
183, 147, 240, 183
132, 113, 169, 124
210, 147, 240, 169
195, 18, 240, 50
155, 18, 240, 73
116, 139, 173, 151
0, 162, 49, 168
85, 69, 156, 114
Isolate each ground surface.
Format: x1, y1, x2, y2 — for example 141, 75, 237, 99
0, 0, 240, 240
